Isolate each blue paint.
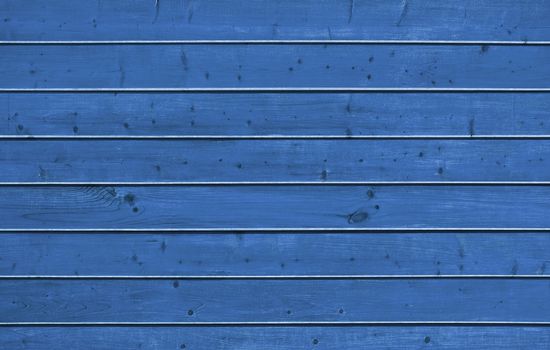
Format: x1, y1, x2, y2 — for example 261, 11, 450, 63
2, 326, 549, 350
2, 45, 550, 88
2, 279, 550, 322
3, 93, 550, 136
1, 232, 549, 276
1, 139, 550, 181
0, 139, 550, 183
1, 0, 550, 348
1, 0, 549, 41
1, 185, 550, 229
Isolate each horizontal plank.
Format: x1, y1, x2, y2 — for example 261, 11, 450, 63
1, 139, 550, 182
2, 45, 550, 88
2, 326, 550, 350
1, 0, 549, 41
2, 92, 550, 137
2, 279, 550, 322
2, 185, 550, 229
2, 232, 549, 276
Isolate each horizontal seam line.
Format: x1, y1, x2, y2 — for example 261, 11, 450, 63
2, 88, 550, 93
0, 275, 548, 280
1, 228, 550, 233
1, 40, 550, 45
3, 135, 550, 140
0, 182, 550, 186
1, 321, 549, 327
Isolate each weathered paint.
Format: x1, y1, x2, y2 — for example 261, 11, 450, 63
1, 1, 549, 348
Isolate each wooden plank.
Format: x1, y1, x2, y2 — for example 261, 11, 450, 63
2, 93, 550, 137
2, 139, 550, 182
2, 232, 549, 276
2, 326, 550, 349
1, 185, 550, 229
2, 45, 550, 88
1, 279, 550, 322
1, 0, 549, 41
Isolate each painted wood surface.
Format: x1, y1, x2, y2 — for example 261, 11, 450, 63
3, 326, 550, 350
2, 0, 550, 347
2, 139, 550, 182
2, 279, 550, 322
2, 45, 550, 88
2, 232, 549, 276
1, 185, 550, 229
1, 0, 549, 41
2, 93, 550, 137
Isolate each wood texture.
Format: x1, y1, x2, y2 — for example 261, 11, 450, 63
2, 93, 550, 137
1, 185, 550, 229
2, 45, 550, 88
2, 139, 550, 182
2, 1, 550, 346
1, 0, 549, 41
2, 279, 550, 322
2, 232, 549, 276
3, 326, 550, 350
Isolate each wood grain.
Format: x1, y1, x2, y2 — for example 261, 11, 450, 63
1, 185, 550, 229
1, 0, 549, 41
2, 1, 549, 347
2, 279, 550, 322
2, 232, 549, 276
2, 45, 550, 88
2, 326, 550, 349
2, 139, 550, 182
3, 93, 550, 137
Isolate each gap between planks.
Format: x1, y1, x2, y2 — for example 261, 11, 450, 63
1, 275, 549, 280
1, 321, 550, 327
2, 88, 550, 93
4, 135, 550, 140
2, 228, 550, 233
1, 181, 550, 186
2, 40, 550, 45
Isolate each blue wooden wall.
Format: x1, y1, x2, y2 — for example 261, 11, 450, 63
1, 0, 550, 348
